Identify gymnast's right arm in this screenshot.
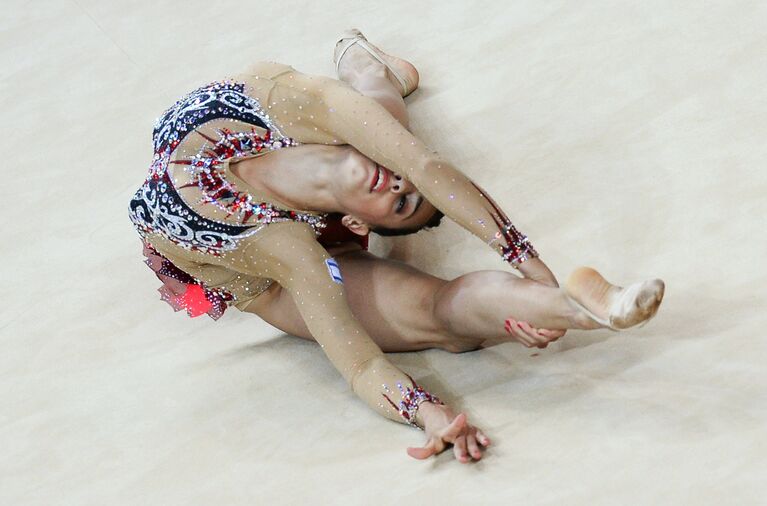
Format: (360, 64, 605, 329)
(244, 67, 540, 271)
(236, 222, 443, 427)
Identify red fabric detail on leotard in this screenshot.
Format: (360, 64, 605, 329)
(141, 241, 232, 320)
(174, 284, 213, 317)
(140, 217, 364, 321)
(317, 216, 369, 250)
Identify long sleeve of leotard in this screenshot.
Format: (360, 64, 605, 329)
(239, 64, 538, 268)
(224, 221, 442, 427)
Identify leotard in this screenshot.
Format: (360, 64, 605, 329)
(129, 61, 537, 427)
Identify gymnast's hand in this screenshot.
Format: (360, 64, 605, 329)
(407, 403, 491, 463)
(505, 317, 567, 348)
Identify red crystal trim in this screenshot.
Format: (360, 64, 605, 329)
(470, 182, 538, 267)
(169, 128, 325, 232)
(142, 241, 233, 320)
(382, 374, 444, 428)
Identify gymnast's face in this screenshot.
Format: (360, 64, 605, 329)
(335, 148, 438, 235)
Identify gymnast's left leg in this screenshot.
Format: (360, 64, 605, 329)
(333, 29, 417, 128)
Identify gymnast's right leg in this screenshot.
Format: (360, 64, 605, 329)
(240, 250, 605, 353)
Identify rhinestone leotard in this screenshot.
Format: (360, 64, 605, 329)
(129, 61, 537, 427)
(129, 80, 326, 257)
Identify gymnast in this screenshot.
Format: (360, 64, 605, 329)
(128, 30, 665, 463)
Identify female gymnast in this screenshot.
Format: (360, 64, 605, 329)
(128, 30, 665, 464)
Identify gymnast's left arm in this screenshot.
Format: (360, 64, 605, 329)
(236, 222, 447, 429)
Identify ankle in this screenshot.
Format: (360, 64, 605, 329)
(572, 310, 603, 330)
(564, 297, 603, 330)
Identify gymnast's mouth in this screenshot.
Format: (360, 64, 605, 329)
(370, 164, 389, 192)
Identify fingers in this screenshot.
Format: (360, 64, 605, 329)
(466, 432, 482, 460)
(407, 445, 435, 460)
(504, 318, 537, 347)
(453, 425, 489, 463)
(453, 435, 469, 463)
(507, 318, 547, 348)
(407, 414, 466, 461)
(407, 439, 438, 460)
(539, 328, 566, 340)
(441, 412, 467, 441)
(444, 414, 488, 464)
(475, 428, 491, 447)
(507, 318, 566, 348)
(409, 415, 492, 464)
(517, 321, 549, 348)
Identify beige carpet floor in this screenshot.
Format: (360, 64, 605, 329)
(2, 1, 765, 504)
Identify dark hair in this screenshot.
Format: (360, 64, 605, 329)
(371, 210, 445, 237)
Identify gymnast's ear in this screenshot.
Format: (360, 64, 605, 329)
(341, 214, 370, 236)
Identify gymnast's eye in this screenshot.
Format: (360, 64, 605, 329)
(396, 195, 407, 214)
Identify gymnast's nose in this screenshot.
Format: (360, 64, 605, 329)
(390, 173, 411, 194)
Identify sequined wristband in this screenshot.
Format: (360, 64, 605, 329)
(471, 182, 540, 270)
(382, 375, 445, 430)
(408, 395, 442, 430)
(498, 223, 539, 269)
(502, 238, 539, 269)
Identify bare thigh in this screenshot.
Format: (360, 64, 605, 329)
(240, 249, 474, 352)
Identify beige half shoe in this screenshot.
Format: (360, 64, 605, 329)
(334, 28, 419, 97)
(565, 267, 666, 331)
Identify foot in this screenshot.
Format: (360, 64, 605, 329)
(334, 29, 419, 97)
(565, 267, 665, 330)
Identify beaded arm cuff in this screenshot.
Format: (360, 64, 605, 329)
(471, 182, 539, 269)
(382, 374, 444, 429)
(499, 223, 539, 268)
